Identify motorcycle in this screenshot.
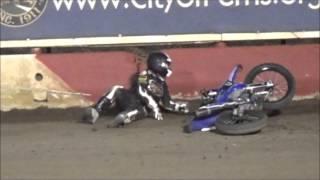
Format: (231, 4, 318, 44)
(185, 63, 296, 135)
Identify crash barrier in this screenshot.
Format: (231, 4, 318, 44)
(1, 43, 319, 111)
(0, 54, 92, 111)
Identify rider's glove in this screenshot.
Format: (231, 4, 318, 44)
(154, 109, 163, 121)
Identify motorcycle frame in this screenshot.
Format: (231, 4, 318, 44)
(190, 65, 274, 132)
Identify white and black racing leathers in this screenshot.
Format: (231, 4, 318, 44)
(85, 70, 189, 127)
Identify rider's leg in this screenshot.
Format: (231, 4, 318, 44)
(106, 106, 148, 128)
(84, 85, 124, 124)
(95, 85, 124, 112)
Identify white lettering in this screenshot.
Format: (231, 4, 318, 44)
(219, 0, 234, 7)
(309, 0, 320, 10)
(164, 0, 174, 13)
(235, 0, 240, 6)
(48, 0, 319, 13)
(204, 0, 209, 7)
(87, 0, 96, 9)
(244, 0, 250, 6)
(1, 11, 13, 24)
(53, 0, 73, 11)
(155, 0, 164, 8)
(148, 0, 153, 8)
(195, 0, 201, 7)
(282, 0, 296, 5)
(131, 0, 147, 9)
(177, 0, 194, 8)
(260, 0, 272, 6)
(195, 0, 209, 7)
(101, 0, 120, 9)
(77, 0, 87, 10)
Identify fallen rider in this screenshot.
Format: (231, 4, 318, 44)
(83, 52, 189, 127)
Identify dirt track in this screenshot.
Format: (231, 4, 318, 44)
(1, 100, 319, 180)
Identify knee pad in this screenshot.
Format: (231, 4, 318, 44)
(115, 113, 128, 123)
(106, 113, 126, 128)
(115, 109, 140, 124)
(106, 85, 124, 101)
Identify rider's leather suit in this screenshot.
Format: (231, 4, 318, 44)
(90, 70, 188, 127)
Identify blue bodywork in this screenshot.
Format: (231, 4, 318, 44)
(190, 65, 247, 132)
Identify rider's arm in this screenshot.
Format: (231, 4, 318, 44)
(160, 82, 189, 113)
(137, 72, 163, 120)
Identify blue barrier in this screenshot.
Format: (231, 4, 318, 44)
(1, 0, 319, 41)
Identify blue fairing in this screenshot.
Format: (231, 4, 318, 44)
(190, 83, 247, 131)
(216, 83, 247, 103)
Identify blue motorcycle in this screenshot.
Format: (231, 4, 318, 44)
(185, 63, 295, 135)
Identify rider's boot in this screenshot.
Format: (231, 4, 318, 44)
(84, 85, 124, 124)
(83, 107, 99, 124)
(83, 97, 112, 124)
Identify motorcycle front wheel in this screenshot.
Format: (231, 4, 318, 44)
(215, 110, 267, 135)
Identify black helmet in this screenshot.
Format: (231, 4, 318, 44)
(147, 52, 172, 77)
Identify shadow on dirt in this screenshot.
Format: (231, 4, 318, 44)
(1, 99, 318, 125)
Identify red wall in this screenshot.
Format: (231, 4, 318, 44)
(38, 44, 320, 101)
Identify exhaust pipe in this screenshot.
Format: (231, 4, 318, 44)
(195, 102, 238, 118)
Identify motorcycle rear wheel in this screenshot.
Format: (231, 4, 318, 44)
(244, 63, 295, 110)
(215, 110, 267, 135)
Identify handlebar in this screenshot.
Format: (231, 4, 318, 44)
(228, 64, 243, 82)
